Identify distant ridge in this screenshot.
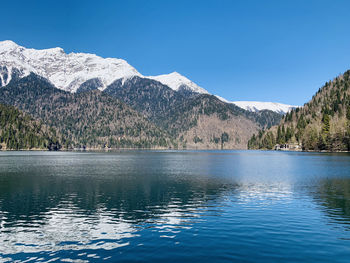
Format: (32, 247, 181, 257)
(231, 101, 297, 114)
(215, 96, 297, 114)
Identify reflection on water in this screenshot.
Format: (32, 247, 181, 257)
(0, 151, 350, 262)
(314, 178, 350, 225)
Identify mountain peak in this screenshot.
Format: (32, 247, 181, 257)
(0, 40, 65, 56)
(0, 40, 20, 50)
(45, 47, 65, 54)
(169, 71, 181, 76)
(147, 72, 209, 94)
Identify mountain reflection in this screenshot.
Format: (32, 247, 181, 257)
(0, 167, 231, 255)
(0, 171, 230, 224)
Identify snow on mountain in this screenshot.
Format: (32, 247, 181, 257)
(0, 40, 297, 112)
(148, 72, 209, 94)
(215, 96, 297, 114)
(0, 40, 142, 92)
(232, 101, 297, 114)
(0, 40, 210, 95)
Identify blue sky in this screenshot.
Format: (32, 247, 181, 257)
(2, 0, 350, 105)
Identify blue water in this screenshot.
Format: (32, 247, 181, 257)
(0, 150, 350, 262)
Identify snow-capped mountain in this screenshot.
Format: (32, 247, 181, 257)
(0, 40, 295, 113)
(148, 72, 209, 94)
(0, 40, 142, 92)
(0, 40, 207, 95)
(215, 96, 297, 114)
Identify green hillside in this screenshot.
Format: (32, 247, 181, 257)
(0, 103, 61, 150)
(0, 74, 175, 149)
(248, 70, 350, 151)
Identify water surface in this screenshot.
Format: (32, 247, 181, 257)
(0, 150, 350, 262)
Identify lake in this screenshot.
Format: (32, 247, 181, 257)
(0, 150, 350, 262)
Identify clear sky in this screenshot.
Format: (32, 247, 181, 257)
(2, 0, 350, 105)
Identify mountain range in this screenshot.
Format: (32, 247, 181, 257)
(0, 40, 296, 113)
(0, 40, 295, 150)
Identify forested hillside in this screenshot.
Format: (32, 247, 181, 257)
(104, 77, 281, 149)
(156, 94, 258, 149)
(0, 72, 283, 150)
(0, 104, 61, 150)
(248, 70, 350, 151)
(0, 74, 175, 149)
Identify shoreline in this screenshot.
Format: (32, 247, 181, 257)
(249, 148, 350, 153)
(1, 148, 349, 153)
